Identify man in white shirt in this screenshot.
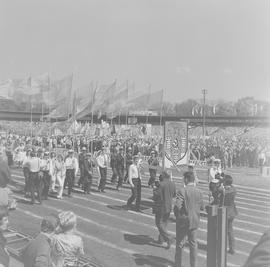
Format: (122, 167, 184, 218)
(28, 151, 42, 204)
(96, 146, 109, 193)
(127, 155, 142, 212)
(64, 150, 78, 197)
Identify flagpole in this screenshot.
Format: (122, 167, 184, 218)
(91, 81, 98, 156)
(145, 84, 151, 124)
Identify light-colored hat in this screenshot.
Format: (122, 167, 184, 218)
(68, 149, 74, 153)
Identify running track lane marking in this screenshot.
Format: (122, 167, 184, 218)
(15, 203, 240, 267)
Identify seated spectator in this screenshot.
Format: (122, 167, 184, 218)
(21, 214, 59, 267)
(50, 211, 84, 267)
(0, 207, 9, 267)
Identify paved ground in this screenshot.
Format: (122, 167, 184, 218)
(7, 166, 270, 267)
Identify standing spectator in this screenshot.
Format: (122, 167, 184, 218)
(49, 152, 57, 193)
(22, 214, 59, 267)
(222, 175, 238, 254)
(153, 171, 176, 249)
(127, 155, 142, 212)
(174, 171, 204, 267)
(96, 146, 109, 193)
(0, 207, 9, 267)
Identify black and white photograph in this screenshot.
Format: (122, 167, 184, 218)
(0, 0, 269, 266)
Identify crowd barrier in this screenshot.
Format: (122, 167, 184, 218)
(4, 228, 105, 267)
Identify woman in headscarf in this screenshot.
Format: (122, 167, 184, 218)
(50, 211, 84, 267)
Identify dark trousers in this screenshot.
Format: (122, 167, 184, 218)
(228, 217, 235, 251)
(78, 165, 84, 185)
(127, 178, 141, 209)
(124, 165, 131, 182)
(98, 167, 107, 191)
(83, 174, 92, 193)
(29, 172, 43, 204)
(42, 171, 50, 200)
(111, 166, 117, 182)
(23, 167, 30, 194)
(66, 169, 75, 196)
(148, 169, 157, 186)
(175, 224, 197, 267)
(155, 212, 171, 243)
(117, 168, 124, 187)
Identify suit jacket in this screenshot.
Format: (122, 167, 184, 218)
(21, 233, 51, 267)
(153, 179, 176, 214)
(222, 185, 238, 219)
(174, 184, 204, 230)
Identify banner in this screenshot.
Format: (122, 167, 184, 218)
(164, 121, 189, 168)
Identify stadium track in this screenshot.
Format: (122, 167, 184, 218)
(7, 167, 270, 267)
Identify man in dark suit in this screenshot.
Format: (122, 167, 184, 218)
(153, 171, 176, 249)
(174, 171, 204, 267)
(22, 214, 58, 267)
(221, 174, 238, 254)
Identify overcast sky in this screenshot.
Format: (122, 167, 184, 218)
(0, 0, 269, 103)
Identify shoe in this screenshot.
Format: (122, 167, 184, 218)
(135, 208, 142, 213)
(228, 249, 235, 255)
(101, 190, 106, 193)
(56, 196, 62, 199)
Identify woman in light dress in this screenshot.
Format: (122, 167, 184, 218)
(55, 154, 66, 199)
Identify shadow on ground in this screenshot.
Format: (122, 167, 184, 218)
(133, 253, 174, 267)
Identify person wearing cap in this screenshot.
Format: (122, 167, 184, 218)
(127, 155, 142, 212)
(124, 148, 133, 183)
(116, 147, 125, 191)
(96, 146, 109, 193)
(153, 171, 176, 249)
(21, 214, 59, 267)
(83, 153, 95, 194)
(40, 151, 51, 200)
(64, 150, 79, 197)
(148, 150, 159, 187)
(78, 147, 87, 188)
